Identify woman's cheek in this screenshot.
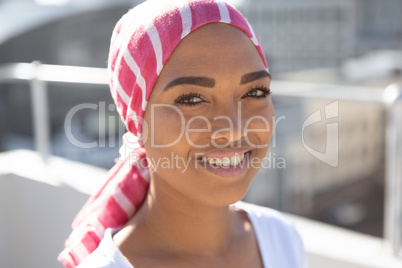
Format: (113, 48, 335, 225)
(243, 105, 274, 145)
(183, 115, 212, 148)
(149, 106, 187, 147)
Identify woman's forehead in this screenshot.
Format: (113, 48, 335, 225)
(158, 23, 266, 83)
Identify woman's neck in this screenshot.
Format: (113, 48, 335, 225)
(113, 177, 244, 258)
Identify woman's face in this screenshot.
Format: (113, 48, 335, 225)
(142, 23, 274, 206)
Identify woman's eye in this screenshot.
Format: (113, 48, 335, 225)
(182, 96, 202, 103)
(244, 87, 271, 99)
(174, 93, 203, 106)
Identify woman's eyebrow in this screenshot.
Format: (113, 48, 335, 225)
(163, 70, 270, 91)
(164, 76, 215, 91)
(240, 70, 271, 85)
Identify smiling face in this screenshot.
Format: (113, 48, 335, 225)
(142, 23, 274, 206)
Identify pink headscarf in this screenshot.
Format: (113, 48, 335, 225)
(58, 0, 268, 267)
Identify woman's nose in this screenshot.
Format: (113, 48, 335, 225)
(210, 102, 246, 146)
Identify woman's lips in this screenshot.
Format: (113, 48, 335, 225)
(196, 151, 251, 178)
(197, 147, 251, 159)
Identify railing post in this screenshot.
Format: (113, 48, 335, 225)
(29, 61, 51, 162)
(383, 84, 402, 258)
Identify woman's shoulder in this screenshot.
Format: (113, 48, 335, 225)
(234, 201, 296, 226)
(233, 201, 308, 267)
(77, 228, 133, 268)
(233, 200, 302, 240)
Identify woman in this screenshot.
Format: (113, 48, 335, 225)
(59, 0, 307, 267)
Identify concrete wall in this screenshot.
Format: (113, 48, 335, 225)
(0, 150, 105, 267)
(0, 174, 88, 268)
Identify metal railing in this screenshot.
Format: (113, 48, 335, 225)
(0, 62, 401, 258)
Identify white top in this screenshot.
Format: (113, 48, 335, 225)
(77, 201, 308, 268)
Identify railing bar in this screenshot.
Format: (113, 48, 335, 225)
(1, 63, 388, 103)
(29, 62, 51, 163)
(37, 64, 108, 85)
(383, 84, 402, 258)
(0, 63, 108, 85)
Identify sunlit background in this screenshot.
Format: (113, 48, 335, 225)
(0, 0, 401, 267)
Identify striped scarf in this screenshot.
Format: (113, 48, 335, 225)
(58, 0, 267, 267)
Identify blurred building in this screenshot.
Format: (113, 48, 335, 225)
(238, 0, 356, 73)
(355, 0, 402, 53)
(236, 0, 402, 73)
